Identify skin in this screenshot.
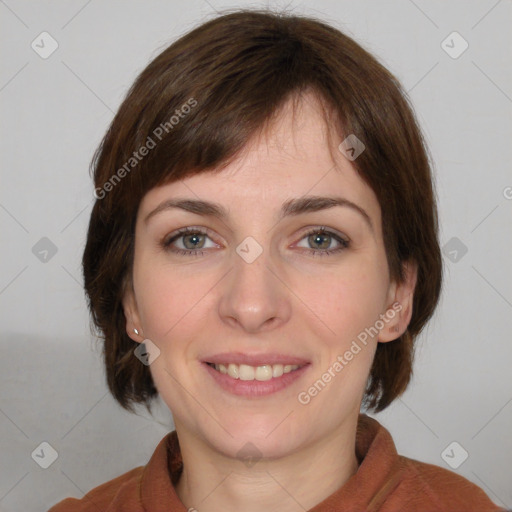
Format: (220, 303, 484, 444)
(123, 91, 417, 512)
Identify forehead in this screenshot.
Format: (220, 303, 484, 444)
(139, 92, 381, 229)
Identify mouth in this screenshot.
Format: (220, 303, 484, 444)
(205, 361, 306, 381)
(202, 358, 310, 397)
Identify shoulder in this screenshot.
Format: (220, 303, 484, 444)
(47, 431, 178, 511)
(47, 466, 144, 511)
(391, 455, 505, 511)
(356, 414, 504, 511)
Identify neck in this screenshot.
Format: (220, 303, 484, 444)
(174, 417, 360, 512)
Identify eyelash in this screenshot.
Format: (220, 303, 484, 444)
(161, 226, 350, 258)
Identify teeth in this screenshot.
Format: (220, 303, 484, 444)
(213, 362, 301, 380)
(227, 363, 239, 379)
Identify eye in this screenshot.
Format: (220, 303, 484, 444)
(161, 225, 350, 258)
(295, 227, 350, 257)
(161, 227, 218, 257)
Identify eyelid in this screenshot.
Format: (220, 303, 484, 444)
(161, 224, 350, 258)
(162, 225, 349, 245)
(298, 225, 349, 242)
(293, 226, 350, 253)
(163, 225, 221, 245)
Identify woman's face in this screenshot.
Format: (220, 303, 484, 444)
(124, 93, 414, 459)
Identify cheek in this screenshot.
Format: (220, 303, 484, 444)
(133, 256, 206, 341)
(134, 239, 390, 349)
(299, 255, 389, 345)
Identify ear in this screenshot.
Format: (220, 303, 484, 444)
(379, 260, 418, 343)
(122, 279, 144, 344)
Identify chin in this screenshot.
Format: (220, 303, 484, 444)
(203, 413, 306, 461)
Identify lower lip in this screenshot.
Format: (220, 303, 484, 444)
(202, 362, 310, 397)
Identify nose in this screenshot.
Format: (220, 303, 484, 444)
(217, 241, 291, 333)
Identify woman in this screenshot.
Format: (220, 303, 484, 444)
(49, 9, 504, 512)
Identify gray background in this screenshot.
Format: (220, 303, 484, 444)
(1, 0, 511, 510)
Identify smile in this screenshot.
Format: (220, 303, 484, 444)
(206, 362, 303, 381)
(203, 361, 310, 397)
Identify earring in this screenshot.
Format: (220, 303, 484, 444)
(133, 328, 139, 335)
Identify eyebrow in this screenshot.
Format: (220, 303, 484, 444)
(144, 195, 374, 232)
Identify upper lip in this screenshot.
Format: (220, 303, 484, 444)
(203, 352, 310, 367)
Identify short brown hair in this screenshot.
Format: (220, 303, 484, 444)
(83, 8, 443, 413)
